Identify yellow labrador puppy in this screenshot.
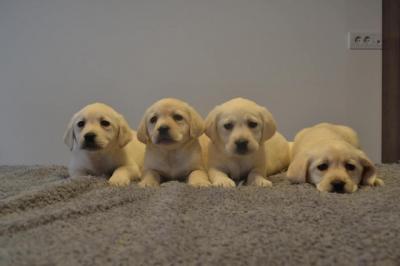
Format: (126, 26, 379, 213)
(64, 103, 145, 186)
(287, 123, 383, 193)
(204, 98, 290, 187)
(137, 98, 211, 187)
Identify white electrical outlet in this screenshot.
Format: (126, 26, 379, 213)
(348, 32, 382, 50)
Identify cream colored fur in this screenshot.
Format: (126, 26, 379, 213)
(287, 123, 383, 193)
(137, 98, 210, 187)
(63, 103, 145, 186)
(204, 98, 290, 188)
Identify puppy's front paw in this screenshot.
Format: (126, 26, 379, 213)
(212, 176, 236, 188)
(108, 174, 130, 186)
(188, 179, 211, 188)
(372, 177, 384, 186)
(138, 179, 160, 188)
(364, 177, 384, 187)
(254, 178, 273, 187)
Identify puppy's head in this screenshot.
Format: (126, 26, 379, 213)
(63, 103, 132, 151)
(287, 141, 377, 193)
(137, 98, 204, 149)
(205, 98, 276, 157)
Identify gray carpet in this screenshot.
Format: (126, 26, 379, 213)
(0, 164, 400, 266)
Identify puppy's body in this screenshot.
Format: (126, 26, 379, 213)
(265, 132, 291, 176)
(287, 123, 383, 193)
(64, 103, 145, 186)
(137, 98, 210, 187)
(204, 98, 290, 187)
(68, 131, 144, 177)
(144, 138, 204, 181)
(291, 123, 360, 157)
(203, 132, 289, 181)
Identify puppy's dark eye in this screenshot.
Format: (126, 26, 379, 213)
(248, 121, 258, 128)
(150, 116, 158, 124)
(173, 114, 183, 121)
(77, 121, 85, 128)
(100, 120, 110, 127)
(345, 163, 356, 171)
(317, 163, 329, 171)
(224, 123, 234, 130)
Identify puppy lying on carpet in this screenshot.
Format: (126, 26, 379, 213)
(204, 98, 291, 187)
(64, 103, 145, 186)
(287, 123, 383, 193)
(137, 98, 211, 187)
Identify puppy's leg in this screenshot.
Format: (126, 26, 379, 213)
(247, 170, 272, 187)
(365, 176, 384, 187)
(138, 170, 161, 188)
(187, 170, 211, 187)
(209, 168, 235, 188)
(108, 164, 141, 186)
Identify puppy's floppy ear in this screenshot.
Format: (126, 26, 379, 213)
(137, 113, 150, 144)
(286, 153, 310, 183)
(204, 106, 220, 141)
(117, 114, 133, 148)
(63, 112, 79, 151)
(187, 105, 204, 138)
(259, 106, 277, 142)
(357, 150, 382, 186)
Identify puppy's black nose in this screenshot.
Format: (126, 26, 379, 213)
(84, 132, 96, 143)
(158, 125, 170, 135)
(331, 180, 345, 193)
(235, 139, 249, 153)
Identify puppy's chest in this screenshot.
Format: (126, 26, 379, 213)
(225, 159, 255, 180)
(146, 151, 197, 178)
(84, 154, 116, 176)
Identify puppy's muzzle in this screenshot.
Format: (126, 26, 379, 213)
(156, 125, 174, 144)
(235, 139, 249, 155)
(158, 125, 170, 136)
(81, 132, 100, 150)
(330, 180, 346, 193)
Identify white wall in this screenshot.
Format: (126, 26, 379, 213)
(0, 0, 382, 165)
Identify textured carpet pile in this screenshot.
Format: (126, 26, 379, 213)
(0, 164, 400, 265)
